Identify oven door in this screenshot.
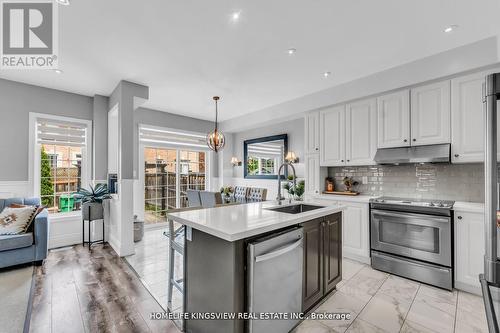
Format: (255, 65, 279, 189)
(370, 209, 451, 267)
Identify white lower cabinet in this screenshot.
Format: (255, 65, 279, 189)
(310, 199, 370, 263)
(454, 210, 484, 293)
(342, 202, 370, 263)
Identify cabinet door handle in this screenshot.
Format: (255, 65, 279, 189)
(321, 221, 326, 227)
(457, 216, 462, 220)
(315, 147, 319, 151)
(341, 159, 344, 162)
(315, 190, 318, 193)
(403, 139, 407, 143)
(347, 159, 350, 162)
(412, 138, 416, 142)
(454, 154, 459, 158)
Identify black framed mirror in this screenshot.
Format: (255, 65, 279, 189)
(244, 134, 288, 179)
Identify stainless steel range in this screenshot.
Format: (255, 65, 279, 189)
(370, 196, 455, 290)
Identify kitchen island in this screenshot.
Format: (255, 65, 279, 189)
(167, 199, 345, 333)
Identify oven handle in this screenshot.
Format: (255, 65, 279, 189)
(371, 210, 450, 223)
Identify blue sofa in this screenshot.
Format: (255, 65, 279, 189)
(0, 197, 49, 268)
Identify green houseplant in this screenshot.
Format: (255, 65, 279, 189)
(283, 175, 306, 201)
(73, 184, 112, 220)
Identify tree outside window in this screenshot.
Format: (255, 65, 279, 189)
(40, 147, 54, 207)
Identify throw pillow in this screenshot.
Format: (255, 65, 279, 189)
(8, 203, 44, 232)
(0, 206, 38, 235)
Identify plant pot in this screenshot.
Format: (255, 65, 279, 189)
(82, 202, 104, 221)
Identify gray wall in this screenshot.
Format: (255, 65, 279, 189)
(231, 118, 304, 179)
(135, 107, 218, 178)
(222, 118, 304, 200)
(92, 95, 109, 181)
(0, 78, 93, 181)
(329, 164, 484, 202)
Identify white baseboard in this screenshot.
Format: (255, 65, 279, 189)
(343, 253, 371, 265)
(454, 281, 481, 296)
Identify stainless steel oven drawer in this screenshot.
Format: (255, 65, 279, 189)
(371, 251, 452, 290)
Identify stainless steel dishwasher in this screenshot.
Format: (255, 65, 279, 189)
(247, 226, 303, 333)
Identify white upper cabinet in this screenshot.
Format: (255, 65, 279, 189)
(345, 98, 377, 165)
(451, 69, 500, 163)
(377, 90, 410, 148)
(320, 105, 345, 166)
(305, 112, 320, 154)
(410, 81, 451, 146)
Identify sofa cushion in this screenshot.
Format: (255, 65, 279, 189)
(0, 233, 33, 251)
(0, 206, 38, 235)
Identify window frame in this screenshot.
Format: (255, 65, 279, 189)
(29, 112, 92, 216)
(139, 139, 211, 226)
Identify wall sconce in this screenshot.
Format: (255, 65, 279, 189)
(285, 151, 299, 163)
(231, 157, 242, 166)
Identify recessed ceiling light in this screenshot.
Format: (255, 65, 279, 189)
(54, 69, 63, 74)
(443, 25, 458, 33)
(56, 0, 70, 5)
(323, 71, 331, 78)
(231, 11, 241, 22)
(287, 48, 296, 55)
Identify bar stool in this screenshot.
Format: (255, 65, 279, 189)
(165, 217, 184, 312)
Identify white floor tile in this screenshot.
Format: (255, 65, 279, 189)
(358, 293, 411, 333)
(292, 320, 334, 333)
(377, 275, 419, 304)
(405, 296, 455, 333)
(346, 318, 388, 333)
(315, 291, 367, 333)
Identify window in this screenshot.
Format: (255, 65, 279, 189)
(140, 126, 210, 224)
(36, 118, 88, 214)
(143, 147, 207, 224)
(145, 148, 177, 223)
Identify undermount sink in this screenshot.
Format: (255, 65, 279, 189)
(266, 204, 326, 214)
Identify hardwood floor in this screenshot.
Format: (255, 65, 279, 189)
(29, 244, 181, 333)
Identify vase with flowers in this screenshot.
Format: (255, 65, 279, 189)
(220, 186, 234, 202)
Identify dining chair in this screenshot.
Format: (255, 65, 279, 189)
(200, 191, 223, 208)
(233, 186, 248, 200)
(186, 189, 202, 207)
(247, 188, 267, 201)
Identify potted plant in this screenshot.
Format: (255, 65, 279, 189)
(342, 176, 359, 193)
(73, 184, 112, 221)
(283, 176, 306, 201)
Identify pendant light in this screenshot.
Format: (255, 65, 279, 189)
(206, 96, 225, 152)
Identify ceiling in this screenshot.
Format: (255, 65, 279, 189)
(1, 0, 499, 122)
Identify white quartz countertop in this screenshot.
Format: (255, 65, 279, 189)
(167, 199, 345, 242)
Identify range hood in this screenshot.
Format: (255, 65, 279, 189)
(374, 144, 451, 164)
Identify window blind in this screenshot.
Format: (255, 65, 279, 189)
(37, 119, 87, 147)
(139, 126, 207, 148)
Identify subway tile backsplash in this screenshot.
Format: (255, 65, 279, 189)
(328, 163, 485, 202)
